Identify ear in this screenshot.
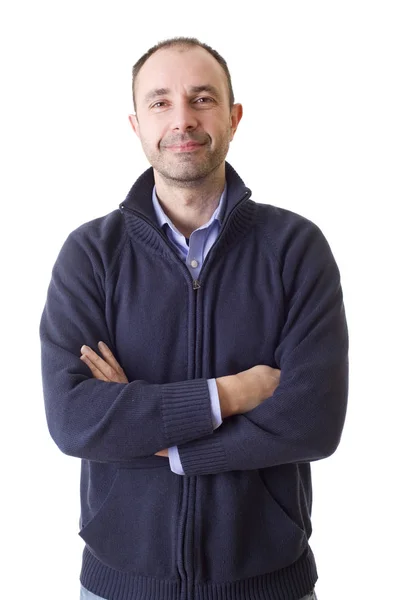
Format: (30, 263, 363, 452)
(229, 103, 243, 141)
(128, 114, 140, 138)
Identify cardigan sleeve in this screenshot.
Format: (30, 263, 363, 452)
(176, 219, 349, 475)
(39, 230, 214, 463)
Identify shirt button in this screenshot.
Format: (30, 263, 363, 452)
(190, 259, 198, 268)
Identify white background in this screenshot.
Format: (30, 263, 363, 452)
(1, 1, 399, 599)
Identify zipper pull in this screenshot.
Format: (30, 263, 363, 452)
(193, 279, 201, 290)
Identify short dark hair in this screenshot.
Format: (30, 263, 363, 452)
(132, 36, 235, 112)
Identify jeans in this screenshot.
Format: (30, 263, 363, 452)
(80, 584, 318, 600)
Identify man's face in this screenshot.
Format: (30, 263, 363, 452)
(129, 46, 242, 184)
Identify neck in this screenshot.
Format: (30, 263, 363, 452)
(153, 164, 226, 238)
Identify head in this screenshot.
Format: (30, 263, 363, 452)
(128, 37, 243, 186)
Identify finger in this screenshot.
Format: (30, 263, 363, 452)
(97, 341, 125, 375)
(80, 354, 111, 382)
(155, 450, 169, 457)
(81, 345, 117, 380)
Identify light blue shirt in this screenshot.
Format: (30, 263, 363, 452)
(151, 183, 226, 475)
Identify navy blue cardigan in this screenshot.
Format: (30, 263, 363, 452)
(39, 162, 348, 600)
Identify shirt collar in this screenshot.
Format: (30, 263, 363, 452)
(151, 183, 227, 234)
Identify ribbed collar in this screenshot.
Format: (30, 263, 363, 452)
(119, 161, 255, 256)
(119, 162, 248, 224)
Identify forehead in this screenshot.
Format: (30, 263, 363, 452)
(135, 45, 228, 102)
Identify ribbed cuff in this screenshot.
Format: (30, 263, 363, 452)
(161, 378, 214, 447)
(178, 433, 229, 475)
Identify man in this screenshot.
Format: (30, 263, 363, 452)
(40, 36, 348, 600)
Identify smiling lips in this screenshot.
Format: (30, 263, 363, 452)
(166, 142, 205, 152)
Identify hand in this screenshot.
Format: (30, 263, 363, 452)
(80, 342, 168, 457)
(217, 364, 281, 418)
(236, 365, 281, 412)
(80, 341, 128, 383)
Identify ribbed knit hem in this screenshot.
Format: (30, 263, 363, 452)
(194, 549, 317, 600)
(80, 547, 180, 600)
(80, 546, 318, 600)
(178, 433, 229, 475)
(161, 378, 214, 446)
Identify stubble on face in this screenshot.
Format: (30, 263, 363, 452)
(138, 120, 232, 189)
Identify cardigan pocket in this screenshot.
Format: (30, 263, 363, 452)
(78, 465, 181, 577)
(193, 469, 307, 582)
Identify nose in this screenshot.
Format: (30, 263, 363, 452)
(170, 101, 198, 132)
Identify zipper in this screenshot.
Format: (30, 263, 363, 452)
(120, 190, 251, 291)
(120, 189, 251, 597)
(190, 190, 250, 289)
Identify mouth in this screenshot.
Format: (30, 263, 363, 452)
(166, 142, 205, 152)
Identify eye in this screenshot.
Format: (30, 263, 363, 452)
(195, 97, 214, 104)
(152, 101, 167, 109)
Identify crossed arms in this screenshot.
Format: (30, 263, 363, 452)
(40, 219, 348, 475)
(79, 342, 282, 459)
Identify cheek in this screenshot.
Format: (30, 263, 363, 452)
(139, 127, 162, 150)
(208, 115, 231, 137)
(208, 125, 229, 146)
(151, 124, 169, 148)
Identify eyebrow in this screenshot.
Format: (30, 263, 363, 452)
(144, 85, 222, 104)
